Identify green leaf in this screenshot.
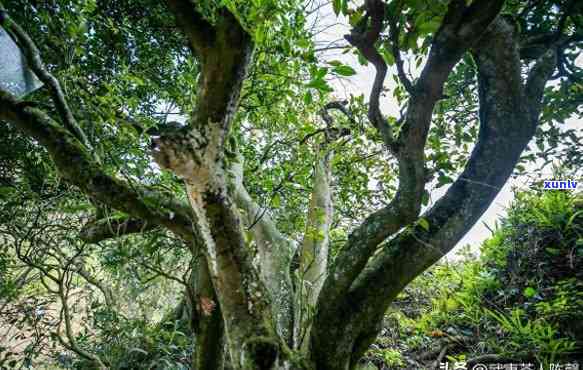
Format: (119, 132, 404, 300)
(523, 287, 537, 298)
(381, 49, 395, 66)
(333, 0, 342, 15)
(303, 91, 313, 105)
(314, 67, 328, 79)
(342, 0, 348, 14)
(333, 65, 357, 76)
(357, 52, 369, 66)
(307, 78, 333, 93)
(417, 20, 441, 35)
(129, 348, 149, 355)
(436, 174, 454, 188)
(349, 9, 364, 26)
(418, 218, 430, 231)
(515, 164, 525, 172)
(272, 194, 281, 208)
(422, 190, 430, 206)
(0, 186, 15, 197)
(545, 247, 561, 256)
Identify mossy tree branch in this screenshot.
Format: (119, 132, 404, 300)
(0, 90, 196, 245)
(79, 217, 158, 243)
(153, 5, 288, 368)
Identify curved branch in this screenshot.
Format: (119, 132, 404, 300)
(316, 1, 506, 323)
(387, 1, 414, 94)
(331, 17, 556, 366)
(57, 271, 107, 369)
(74, 263, 115, 308)
(345, 0, 394, 149)
(0, 90, 196, 244)
(79, 216, 158, 243)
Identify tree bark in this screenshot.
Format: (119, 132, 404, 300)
(191, 260, 226, 370)
(154, 4, 290, 368)
(0, 91, 195, 244)
(294, 141, 333, 351)
(1, 2, 569, 370)
(231, 158, 295, 344)
(310, 16, 557, 370)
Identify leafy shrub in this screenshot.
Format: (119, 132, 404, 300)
(370, 190, 583, 368)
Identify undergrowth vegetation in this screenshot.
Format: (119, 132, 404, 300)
(3, 188, 581, 370)
(2, 181, 581, 370)
(361, 190, 583, 369)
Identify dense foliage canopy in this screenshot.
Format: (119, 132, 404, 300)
(0, 0, 581, 369)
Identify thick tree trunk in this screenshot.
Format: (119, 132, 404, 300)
(152, 5, 291, 368)
(310, 16, 556, 370)
(1, 2, 565, 370)
(231, 157, 295, 344)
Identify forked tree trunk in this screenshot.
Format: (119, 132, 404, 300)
(152, 4, 556, 369)
(0, 1, 563, 369)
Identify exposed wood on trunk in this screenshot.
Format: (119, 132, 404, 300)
(294, 145, 333, 351)
(153, 4, 289, 368)
(190, 260, 226, 370)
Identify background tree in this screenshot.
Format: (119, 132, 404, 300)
(0, 0, 581, 369)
